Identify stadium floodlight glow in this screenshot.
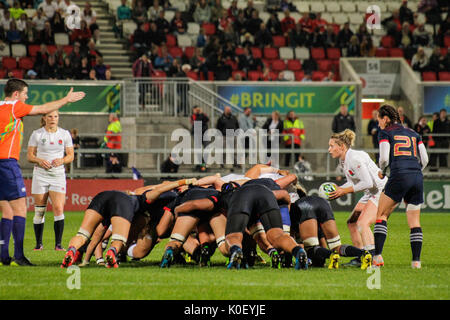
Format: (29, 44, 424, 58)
(361, 98, 385, 103)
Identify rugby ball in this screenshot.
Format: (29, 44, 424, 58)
(318, 182, 338, 200)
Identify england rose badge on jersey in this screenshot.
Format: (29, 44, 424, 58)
(58, 139, 63, 145)
(348, 170, 355, 176)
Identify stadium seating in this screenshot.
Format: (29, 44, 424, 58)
(272, 36, 286, 47)
(263, 47, 279, 60)
(389, 48, 404, 57)
(187, 71, 199, 80)
(166, 34, 177, 47)
(55, 33, 70, 46)
(169, 46, 183, 58)
(248, 70, 262, 81)
(294, 70, 305, 81)
(184, 46, 195, 59)
(271, 59, 286, 72)
(287, 59, 302, 71)
(11, 44, 27, 57)
(279, 47, 294, 60)
(202, 23, 216, 36)
(251, 47, 262, 59)
(438, 72, 450, 81)
(326, 47, 341, 60)
(2, 57, 17, 70)
(422, 71, 437, 81)
(18, 57, 34, 70)
(311, 47, 325, 60)
(295, 47, 310, 60)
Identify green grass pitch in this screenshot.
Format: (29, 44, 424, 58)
(0, 211, 449, 300)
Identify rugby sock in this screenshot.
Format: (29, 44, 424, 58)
(291, 246, 301, 257)
(374, 220, 388, 256)
(12, 216, 26, 259)
(410, 227, 423, 261)
(1, 218, 12, 261)
(364, 244, 376, 256)
(54, 214, 65, 247)
(339, 244, 364, 257)
(306, 246, 332, 260)
(33, 223, 44, 247)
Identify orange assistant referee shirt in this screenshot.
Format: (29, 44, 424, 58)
(0, 100, 33, 160)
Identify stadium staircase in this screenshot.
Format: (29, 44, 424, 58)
(72, 0, 133, 79)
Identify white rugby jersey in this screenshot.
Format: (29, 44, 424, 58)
(259, 173, 284, 180)
(28, 127, 73, 175)
(340, 148, 387, 195)
(221, 174, 246, 182)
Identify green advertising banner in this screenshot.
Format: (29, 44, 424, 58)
(217, 84, 356, 114)
(0, 82, 121, 113)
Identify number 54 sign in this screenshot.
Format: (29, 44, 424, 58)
(367, 60, 380, 74)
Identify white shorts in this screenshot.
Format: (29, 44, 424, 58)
(31, 171, 66, 194)
(358, 190, 382, 207)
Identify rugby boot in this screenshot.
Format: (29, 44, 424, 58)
(160, 247, 174, 268)
(360, 251, 373, 270)
(328, 253, 340, 269)
(61, 247, 76, 268)
(372, 254, 384, 267)
(227, 247, 243, 270)
(11, 256, 34, 266)
(105, 248, 119, 268)
(294, 248, 308, 270)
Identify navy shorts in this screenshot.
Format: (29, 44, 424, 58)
(384, 171, 423, 205)
(0, 159, 27, 201)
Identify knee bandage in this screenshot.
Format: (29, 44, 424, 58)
(406, 203, 421, 211)
(33, 206, 46, 224)
(327, 236, 341, 250)
(111, 234, 128, 245)
(127, 244, 137, 258)
(170, 233, 186, 243)
(101, 238, 109, 250)
(216, 236, 225, 248)
(303, 237, 319, 249)
(77, 228, 91, 241)
(250, 224, 265, 237)
(283, 225, 291, 234)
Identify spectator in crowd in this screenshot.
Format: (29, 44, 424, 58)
(41, 20, 55, 44)
(382, 9, 402, 36)
(54, 44, 66, 66)
(301, 72, 312, 82)
(222, 40, 236, 61)
(322, 71, 335, 82)
(283, 110, 304, 167)
(40, 54, 59, 79)
(81, 2, 100, 44)
(77, 56, 91, 79)
(86, 39, 103, 64)
(193, 0, 211, 24)
(147, 21, 165, 46)
(397, 106, 413, 128)
(154, 45, 174, 73)
(148, 0, 163, 21)
(429, 108, 449, 170)
(196, 26, 207, 47)
(115, 0, 132, 37)
(427, 46, 446, 72)
(307, 26, 324, 47)
(356, 23, 370, 44)
(104, 113, 122, 151)
(395, 22, 414, 58)
(155, 9, 170, 33)
(244, 0, 255, 20)
(241, 32, 254, 47)
(411, 46, 429, 71)
(313, 12, 328, 32)
(414, 115, 431, 146)
(238, 107, 255, 132)
(132, 0, 148, 24)
(59, 56, 73, 79)
(332, 104, 355, 133)
(294, 155, 313, 181)
(132, 54, 156, 108)
(367, 109, 380, 162)
(254, 22, 273, 47)
(206, 46, 231, 80)
(168, 58, 181, 77)
(189, 47, 207, 75)
(88, 68, 97, 80)
(227, 0, 239, 21)
(347, 35, 360, 57)
(360, 35, 375, 57)
(70, 19, 91, 47)
(289, 23, 308, 47)
(132, 22, 149, 58)
(161, 156, 179, 173)
(238, 45, 263, 73)
(52, 11, 66, 33)
(171, 10, 186, 34)
(105, 69, 116, 80)
(428, 112, 439, 131)
(418, 0, 441, 31)
(210, 0, 224, 23)
(26, 69, 38, 79)
(280, 10, 295, 37)
(399, 0, 414, 24)
(94, 56, 107, 80)
(32, 8, 47, 34)
(59, 0, 78, 17)
(267, 12, 282, 36)
(223, 24, 239, 47)
(413, 23, 431, 46)
(9, 1, 25, 20)
(246, 9, 263, 36)
(106, 153, 122, 173)
(22, 20, 37, 44)
(218, 8, 233, 33)
(337, 22, 354, 48)
(299, 12, 313, 33)
(190, 105, 209, 135)
(437, 13, 449, 47)
(233, 9, 247, 37)
(16, 13, 27, 32)
(323, 24, 337, 48)
(262, 110, 283, 153)
(6, 20, 22, 43)
(216, 105, 239, 136)
(69, 41, 82, 69)
(38, 0, 58, 19)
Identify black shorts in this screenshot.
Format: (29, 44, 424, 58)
(291, 196, 335, 225)
(243, 178, 281, 190)
(384, 171, 423, 205)
(87, 190, 138, 224)
(177, 188, 220, 224)
(225, 184, 281, 234)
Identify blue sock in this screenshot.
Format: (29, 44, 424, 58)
(1, 218, 13, 261)
(12, 216, 26, 259)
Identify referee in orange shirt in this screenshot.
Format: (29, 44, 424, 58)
(0, 79, 85, 266)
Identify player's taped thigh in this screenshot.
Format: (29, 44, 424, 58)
(170, 233, 186, 244)
(111, 234, 128, 245)
(249, 223, 265, 237)
(77, 227, 92, 241)
(216, 236, 225, 248)
(326, 235, 341, 250)
(406, 203, 421, 211)
(33, 205, 46, 224)
(303, 237, 319, 250)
